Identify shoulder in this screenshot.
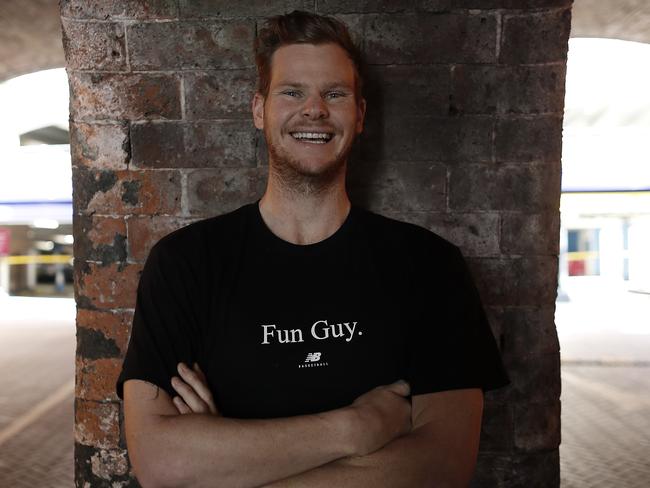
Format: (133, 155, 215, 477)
(147, 202, 250, 265)
(354, 206, 461, 259)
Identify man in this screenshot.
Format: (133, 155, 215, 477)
(116, 10, 509, 487)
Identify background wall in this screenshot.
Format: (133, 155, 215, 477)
(60, 0, 572, 486)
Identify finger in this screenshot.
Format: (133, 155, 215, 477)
(385, 379, 410, 396)
(193, 362, 219, 415)
(177, 363, 216, 413)
(173, 395, 192, 415)
(171, 374, 209, 414)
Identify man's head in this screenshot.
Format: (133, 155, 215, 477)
(254, 10, 366, 104)
(252, 11, 367, 196)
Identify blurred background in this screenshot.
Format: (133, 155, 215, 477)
(0, 0, 648, 486)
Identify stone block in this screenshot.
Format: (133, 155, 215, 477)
(448, 163, 561, 212)
(507, 450, 560, 487)
(127, 20, 254, 70)
(500, 306, 559, 358)
(61, 19, 126, 71)
(186, 167, 267, 217)
(453, 0, 571, 7)
(495, 116, 563, 162)
(69, 72, 181, 121)
(74, 399, 121, 449)
(361, 116, 493, 163)
(130, 121, 257, 169)
(74, 261, 143, 310)
(60, 0, 179, 19)
(501, 211, 560, 254)
(126, 215, 198, 262)
(514, 401, 561, 451)
(479, 403, 513, 451)
(179, 0, 314, 18)
(501, 353, 561, 403)
(451, 64, 566, 115)
(69, 122, 130, 170)
(184, 70, 256, 119)
(73, 215, 127, 264)
(467, 255, 558, 306)
(364, 65, 450, 117)
(389, 211, 501, 257)
(500, 9, 572, 64)
(76, 308, 133, 357)
(347, 161, 446, 213)
(72, 168, 182, 216)
(75, 356, 125, 401)
(363, 12, 497, 64)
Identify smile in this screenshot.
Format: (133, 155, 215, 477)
(290, 132, 334, 144)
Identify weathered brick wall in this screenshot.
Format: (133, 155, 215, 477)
(60, 1, 572, 486)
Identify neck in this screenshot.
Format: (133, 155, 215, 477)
(258, 166, 351, 246)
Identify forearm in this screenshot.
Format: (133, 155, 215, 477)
(264, 426, 462, 488)
(147, 407, 357, 488)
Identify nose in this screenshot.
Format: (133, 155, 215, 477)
(302, 94, 329, 119)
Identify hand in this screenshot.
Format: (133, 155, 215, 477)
(170, 362, 221, 416)
(347, 379, 412, 457)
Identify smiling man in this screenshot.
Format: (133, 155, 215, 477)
(116, 10, 510, 488)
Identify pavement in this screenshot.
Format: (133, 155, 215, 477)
(0, 290, 648, 487)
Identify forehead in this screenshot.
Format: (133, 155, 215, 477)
(269, 43, 357, 88)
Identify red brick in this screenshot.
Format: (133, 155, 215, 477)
(127, 215, 197, 262)
(127, 20, 254, 70)
(76, 356, 124, 401)
(61, 19, 126, 71)
(364, 12, 497, 64)
(73, 215, 126, 263)
(449, 162, 561, 212)
(69, 122, 130, 170)
(68, 72, 181, 121)
(75, 399, 121, 449)
(514, 401, 561, 451)
(390, 211, 500, 257)
(184, 70, 256, 119)
(500, 9, 572, 64)
(72, 168, 182, 216)
(186, 167, 266, 217)
(75, 261, 142, 310)
(348, 161, 447, 212)
(60, 0, 179, 19)
(501, 211, 560, 255)
(76, 308, 133, 356)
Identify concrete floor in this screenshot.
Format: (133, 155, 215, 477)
(0, 295, 648, 487)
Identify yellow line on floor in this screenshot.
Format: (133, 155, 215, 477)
(0, 378, 74, 447)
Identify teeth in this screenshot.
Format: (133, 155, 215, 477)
(291, 132, 332, 141)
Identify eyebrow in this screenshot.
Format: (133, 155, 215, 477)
(276, 82, 352, 91)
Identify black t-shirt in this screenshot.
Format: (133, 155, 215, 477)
(116, 200, 510, 418)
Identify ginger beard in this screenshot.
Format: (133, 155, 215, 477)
(262, 116, 356, 198)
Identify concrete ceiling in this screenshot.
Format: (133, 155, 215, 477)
(1, 0, 649, 83)
(0, 0, 64, 83)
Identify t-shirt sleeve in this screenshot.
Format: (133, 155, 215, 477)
(116, 237, 201, 401)
(406, 240, 510, 396)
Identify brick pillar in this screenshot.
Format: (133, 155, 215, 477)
(60, 1, 572, 486)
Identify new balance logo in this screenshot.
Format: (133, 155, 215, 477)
(299, 352, 329, 368)
(305, 352, 321, 362)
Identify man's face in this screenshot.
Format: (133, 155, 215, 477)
(252, 43, 366, 187)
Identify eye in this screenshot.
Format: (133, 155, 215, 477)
(327, 91, 345, 99)
(283, 90, 301, 97)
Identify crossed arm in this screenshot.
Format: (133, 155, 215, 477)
(125, 362, 484, 487)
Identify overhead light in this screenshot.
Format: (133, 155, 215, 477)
(53, 234, 74, 245)
(31, 219, 59, 229)
(35, 241, 55, 251)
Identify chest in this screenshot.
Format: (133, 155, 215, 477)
(203, 249, 412, 418)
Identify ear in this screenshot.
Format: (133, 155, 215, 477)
(252, 92, 265, 130)
(355, 97, 366, 135)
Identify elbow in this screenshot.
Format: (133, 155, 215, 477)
(131, 452, 188, 488)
